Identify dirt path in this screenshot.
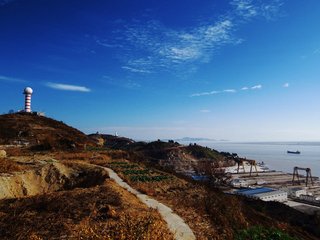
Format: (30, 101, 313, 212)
(104, 167, 196, 240)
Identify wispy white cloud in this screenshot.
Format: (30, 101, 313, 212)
(231, 0, 258, 18)
(283, 82, 289, 88)
(121, 66, 152, 73)
(96, 39, 123, 48)
(251, 84, 262, 89)
(224, 89, 237, 93)
(241, 84, 262, 90)
(160, 46, 201, 61)
(191, 84, 262, 97)
(124, 57, 155, 73)
(0, 75, 27, 83)
(46, 82, 91, 92)
(231, 0, 284, 20)
(191, 88, 237, 97)
(116, 18, 235, 73)
(96, 0, 284, 74)
(200, 109, 211, 113)
(190, 90, 219, 97)
(260, 1, 285, 20)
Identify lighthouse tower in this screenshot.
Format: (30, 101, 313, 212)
(23, 87, 33, 113)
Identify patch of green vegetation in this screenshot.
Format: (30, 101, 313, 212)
(109, 162, 139, 169)
(186, 144, 221, 160)
(130, 175, 171, 182)
(235, 226, 298, 240)
(109, 161, 171, 183)
(86, 146, 104, 151)
(122, 140, 178, 153)
(123, 169, 150, 175)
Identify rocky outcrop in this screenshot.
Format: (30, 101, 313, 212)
(0, 150, 6, 158)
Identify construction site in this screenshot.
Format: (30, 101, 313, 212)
(226, 158, 320, 214)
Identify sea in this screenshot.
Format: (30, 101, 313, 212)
(180, 141, 320, 178)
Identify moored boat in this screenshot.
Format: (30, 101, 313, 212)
(287, 150, 300, 154)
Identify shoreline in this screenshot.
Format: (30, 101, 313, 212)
(186, 141, 320, 178)
(224, 161, 320, 214)
(224, 161, 269, 174)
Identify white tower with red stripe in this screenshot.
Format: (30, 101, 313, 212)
(23, 87, 33, 113)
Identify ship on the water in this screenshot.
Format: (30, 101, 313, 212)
(287, 150, 301, 154)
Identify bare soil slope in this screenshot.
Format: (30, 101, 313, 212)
(0, 155, 108, 199)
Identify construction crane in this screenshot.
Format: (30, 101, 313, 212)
(235, 158, 258, 176)
(292, 166, 313, 187)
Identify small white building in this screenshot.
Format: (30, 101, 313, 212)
(231, 179, 249, 188)
(256, 190, 288, 202)
(299, 194, 320, 202)
(236, 187, 288, 202)
(281, 187, 307, 198)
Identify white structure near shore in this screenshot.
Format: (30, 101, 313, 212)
(224, 162, 267, 174)
(236, 187, 288, 202)
(281, 187, 307, 198)
(299, 194, 320, 203)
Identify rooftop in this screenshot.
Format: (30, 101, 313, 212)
(236, 187, 274, 196)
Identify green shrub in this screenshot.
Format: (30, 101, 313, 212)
(235, 226, 298, 240)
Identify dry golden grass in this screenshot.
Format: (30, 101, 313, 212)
(104, 159, 319, 240)
(54, 150, 126, 164)
(54, 151, 96, 161)
(0, 179, 173, 240)
(123, 175, 222, 239)
(2, 150, 315, 239)
(76, 211, 170, 240)
(103, 160, 221, 239)
(0, 158, 24, 173)
(3, 147, 23, 156)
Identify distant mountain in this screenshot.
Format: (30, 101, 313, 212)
(174, 137, 217, 142)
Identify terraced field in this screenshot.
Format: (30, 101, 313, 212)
(108, 161, 172, 183)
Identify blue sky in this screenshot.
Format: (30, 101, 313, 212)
(1, 0, 320, 141)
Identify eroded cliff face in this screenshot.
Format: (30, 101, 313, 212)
(0, 161, 108, 199)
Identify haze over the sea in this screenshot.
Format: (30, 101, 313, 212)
(1, 0, 320, 142)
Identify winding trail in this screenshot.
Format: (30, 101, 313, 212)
(103, 167, 196, 240)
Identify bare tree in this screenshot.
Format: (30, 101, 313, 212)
(195, 160, 231, 186)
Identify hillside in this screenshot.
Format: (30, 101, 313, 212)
(90, 135, 235, 174)
(1, 121, 319, 239)
(87, 152, 320, 240)
(0, 113, 96, 150)
(0, 150, 172, 239)
(88, 134, 134, 148)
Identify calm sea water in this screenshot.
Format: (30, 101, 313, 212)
(181, 141, 320, 177)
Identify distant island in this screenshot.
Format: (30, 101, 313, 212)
(173, 137, 229, 142)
